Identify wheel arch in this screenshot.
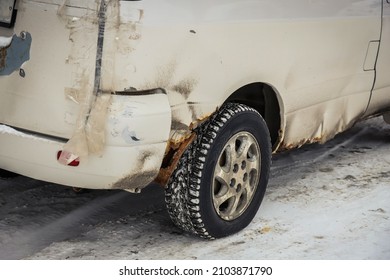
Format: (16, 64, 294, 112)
(156, 82, 285, 187)
(224, 82, 285, 151)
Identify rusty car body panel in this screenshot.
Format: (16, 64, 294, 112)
(0, 0, 389, 191)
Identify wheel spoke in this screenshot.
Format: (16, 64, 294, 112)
(229, 142, 240, 166)
(242, 183, 254, 201)
(246, 142, 259, 159)
(235, 135, 248, 159)
(246, 158, 259, 174)
(215, 163, 231, 188)
(224, 144, 234, 172)
(225, 193, 242, 218)
(218, 144, 234, 173)
(214, 188, 236, 209)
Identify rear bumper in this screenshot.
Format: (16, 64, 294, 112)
(0, 92, 172, 191)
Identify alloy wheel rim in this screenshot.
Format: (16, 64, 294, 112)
(212, 131, 261, 221)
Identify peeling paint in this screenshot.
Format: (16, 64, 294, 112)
(85, 93, 112, 155)
(60, 0, 111, 162)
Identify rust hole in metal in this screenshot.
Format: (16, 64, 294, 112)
(155, 133, 196, 187)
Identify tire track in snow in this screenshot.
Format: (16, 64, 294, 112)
(0, 185, 165, 259)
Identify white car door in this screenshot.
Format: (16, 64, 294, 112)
(365, 0, 390, 116)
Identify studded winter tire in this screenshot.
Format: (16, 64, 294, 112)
(165, 102, 272, 239)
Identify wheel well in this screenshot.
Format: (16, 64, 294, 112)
(225, 83, 281, 148)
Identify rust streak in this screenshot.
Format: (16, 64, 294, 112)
(155, 132, 196, 187)
(0, 47, 7, 69)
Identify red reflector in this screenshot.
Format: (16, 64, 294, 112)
(57, 151, 80, 167)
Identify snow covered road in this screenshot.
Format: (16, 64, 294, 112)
(0, 117, 389, 260)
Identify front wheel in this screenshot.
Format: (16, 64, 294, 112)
(165, 103, 272, 239)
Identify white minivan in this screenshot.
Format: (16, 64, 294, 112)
(1, 0, 389, 239)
